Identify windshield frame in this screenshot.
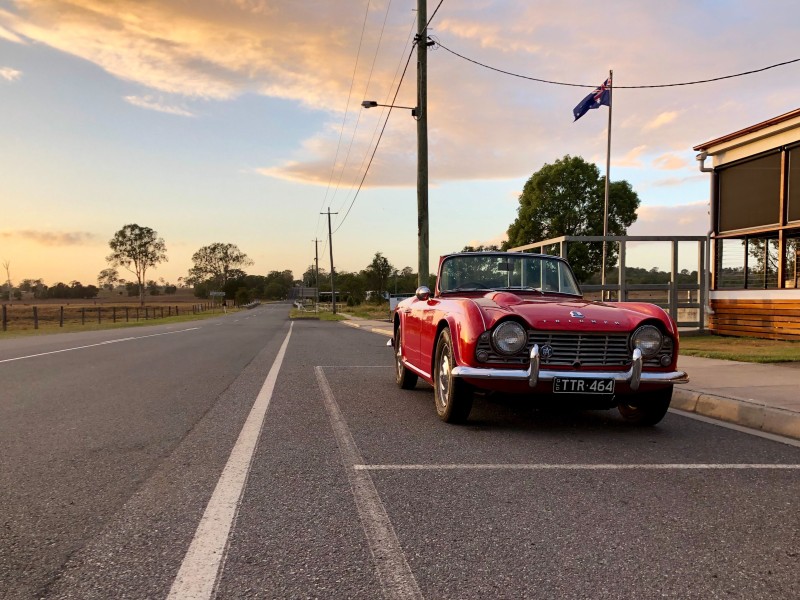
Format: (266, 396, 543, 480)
(436, 252, 583, 297)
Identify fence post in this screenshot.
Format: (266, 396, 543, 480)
(97, 308, 101, 324)
(113, 307, 116, 323)
(125, 307, 129, 322)
(81, 308, 85, 325)
(136, 308, 139, 321)
(160, 307, 164, 319)
(176, 306, 179, 316)
(60, 306, 64, 327)
(2, 304, 7, 331)
(33, 306, 38, 329)
(168, 306, 172, 317)
(145, 307, 148, 320)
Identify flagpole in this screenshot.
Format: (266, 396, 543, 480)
(601, 69, 612, 300)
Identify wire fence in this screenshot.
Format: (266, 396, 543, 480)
(0, 302, 224, 333)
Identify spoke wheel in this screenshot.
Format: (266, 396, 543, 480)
(433, 328, 473, 424)
(394, 323, 418, 390)
(617, 386, 673, 426)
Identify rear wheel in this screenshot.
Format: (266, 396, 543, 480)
(394, 323, 418, 389)
(433, 328, 473, 424)
(617, 386, 673, 426)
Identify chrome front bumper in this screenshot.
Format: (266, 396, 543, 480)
(450, 345, 689, 392)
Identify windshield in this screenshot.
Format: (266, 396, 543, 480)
(439, 254, 581, 296)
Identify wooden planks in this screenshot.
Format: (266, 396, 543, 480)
(710, 299, 800, 340)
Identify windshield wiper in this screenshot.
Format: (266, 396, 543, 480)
(497, 286, 544, 294)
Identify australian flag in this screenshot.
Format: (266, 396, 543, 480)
(573, 77, 611, 121)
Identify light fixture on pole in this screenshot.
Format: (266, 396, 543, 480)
(361, 100, 418, 116)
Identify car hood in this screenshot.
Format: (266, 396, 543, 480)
(471, 291, 669, 333)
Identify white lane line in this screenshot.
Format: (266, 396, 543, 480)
(355, 463, 800, 471)
(167, 323, 294, 600)
(670, 408, 800, 448)
(315, 367, 423, 600)
(0, 328, 200, 364)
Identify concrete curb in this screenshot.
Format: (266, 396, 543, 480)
(672, 388, 800, 441)
(340, 319, 393, 337)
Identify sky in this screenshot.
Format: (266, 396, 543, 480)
(1, 0, 799, 287)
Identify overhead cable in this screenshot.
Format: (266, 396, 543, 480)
(434, 39, 800, 89)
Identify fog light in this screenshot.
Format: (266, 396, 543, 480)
(476, 349, 489, 362)
(660, 354, 672, 367)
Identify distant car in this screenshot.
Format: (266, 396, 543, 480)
(390, 252, 689, 425)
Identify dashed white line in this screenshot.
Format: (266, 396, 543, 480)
(167, 323, 294, 600)
(0, 328, 200, 364)
(315, 367, 423, 600)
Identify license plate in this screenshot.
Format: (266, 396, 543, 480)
(553, 377, 615, 394)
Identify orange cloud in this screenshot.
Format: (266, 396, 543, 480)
(0, 230, 99, 246)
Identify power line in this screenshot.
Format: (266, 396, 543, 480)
(329, 0, 395, 214)
(314, 0, 372, 239)
(434, 39, 800, 89)
(333, 44, 416, 234)
(336, 13, 418, 217)
(426, 0, 445, 28)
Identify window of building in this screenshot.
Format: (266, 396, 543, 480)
(715, 236, 780, 289)
(785, 234, 800, 288)
(788, 148, 800, 223)
(717, 152, 781, 232)
(716, 238, 746, 289)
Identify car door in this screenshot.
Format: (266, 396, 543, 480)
(402, 298, 423, 369)
(416, 297, 440, 376)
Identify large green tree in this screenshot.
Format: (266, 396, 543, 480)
(186, 242, 254, 289)
(364, 252, 394, 299)
(106, 224, 167, 306)
(504, 155, 640, 282)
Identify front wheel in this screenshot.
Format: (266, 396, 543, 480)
(433, 328, 473, 424)
(394, 324, 418, 390)
(617, 386, 673, 426)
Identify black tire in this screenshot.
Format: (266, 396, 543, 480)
(394, 323, 418, 390)
(617, 386, 673, 426)
(433, 328, 473, 423)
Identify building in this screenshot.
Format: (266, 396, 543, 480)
(694, 108, 800, 340)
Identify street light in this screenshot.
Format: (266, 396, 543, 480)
(361, 100, 418, 117)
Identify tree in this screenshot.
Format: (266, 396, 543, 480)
(106, 224, 167, 306)
(97, 268, 120, 291)
(504, 155, 640, 282)
(186, 243, 254, 290)
(364, 252, 394, 300)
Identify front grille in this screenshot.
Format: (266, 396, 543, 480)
(476, 330, 674, 368)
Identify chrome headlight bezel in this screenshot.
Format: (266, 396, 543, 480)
(630, 324, 663, 358)
(491, 321, 528, 355)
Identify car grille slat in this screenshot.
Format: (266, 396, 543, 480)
(476, 330, 674, 368)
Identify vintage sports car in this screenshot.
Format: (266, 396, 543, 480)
(390, 252, 689, 425)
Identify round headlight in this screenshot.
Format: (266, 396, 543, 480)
(631, 325, 663, 358)
(492, 321, 527, 355)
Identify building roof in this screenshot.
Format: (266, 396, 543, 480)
(693, 107, 800, 151)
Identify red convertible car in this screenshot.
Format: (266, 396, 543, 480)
(390, 252, 689, 425)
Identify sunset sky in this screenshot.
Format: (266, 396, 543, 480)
(1, 0, 799, 287)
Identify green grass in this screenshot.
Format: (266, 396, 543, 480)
(679, 334, 800, 363)
(340, 304, 391, 320)
(289, 308, 346, 321)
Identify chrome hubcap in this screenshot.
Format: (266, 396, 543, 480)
(396, 336, 403, 377)
(437, 349, 451, 407)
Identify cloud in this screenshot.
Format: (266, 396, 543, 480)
(124, 95, 195, 117)
(0, 230, 99, 246)
(2, 0, 800, 190)
(0, 66, 21, 81)
(650, 173, 706, 187)
(613, 145, 648, 168)
(628, 202, 709, 236)
(653, 153, 689, 170)
(643, 111, 679, 131)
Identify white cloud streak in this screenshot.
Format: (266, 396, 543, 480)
(0, 66, 21, 81)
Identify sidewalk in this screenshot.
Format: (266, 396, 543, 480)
(339, 316, 800, 441)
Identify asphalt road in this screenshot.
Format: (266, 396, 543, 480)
(1, 305, 799, 599)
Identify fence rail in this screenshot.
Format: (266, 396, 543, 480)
(508, 235, 709, 331)
(1, 302, 224, 332)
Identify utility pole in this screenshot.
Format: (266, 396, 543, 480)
(416, 0, 429, 287)
(313, 238, 320, 313)
(601, 69, 613, 301)
(321, 209, 338, 314)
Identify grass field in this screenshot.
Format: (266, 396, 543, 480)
(679, 334, 800, 363)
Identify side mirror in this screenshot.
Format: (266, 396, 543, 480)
(415, 286, 431, 301)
